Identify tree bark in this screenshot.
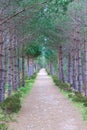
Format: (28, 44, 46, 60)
(0, 22, 5, 102)
(72, 28, 78, 91)
(77, 31, 83, 93)
(22, 43, 25, 86)
(84, 32, 87, 96)
(58, 46, 64, 82)
(68, 51, 72, 85)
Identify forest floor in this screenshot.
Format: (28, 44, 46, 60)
(9, 69, 87, 130)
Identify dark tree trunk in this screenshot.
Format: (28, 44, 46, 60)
(17, 45, 20, 87)
(68, 51, 72, 85)
(22, 43, 25, 86)
(58, 46, 64, 82)
(72, 28, 78, 91)
(8, 35, 13, 96)
(27, 56, 30, 78)
(77, 34, 83, 93)
(84, 32, 87, 96)
(0, 23, 5, 102)
(50, 61, 54, 75)
(28, 57, 34, 78)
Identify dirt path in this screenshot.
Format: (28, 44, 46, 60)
(9, 69, 87, 130)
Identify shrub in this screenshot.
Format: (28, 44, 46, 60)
(68, 92, 75, 98)
(52, 76, 71, 92)
(83, 102, 87, 107)
(46, 70, 50, 75)
(0, 123, 8, 130)
(72, 92, 87, 103)
(29, 73, 37, 80)
(19, 87, 27, 94)
(60, 83, 71, 91)
(52, 76, 62, 86)
(0, 93, 21, 114)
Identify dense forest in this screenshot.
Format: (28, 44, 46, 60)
(0, 0, 87, 101)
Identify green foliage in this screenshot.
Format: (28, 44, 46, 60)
(19, 81, 33, 95)
(68, 92, 75, 98)
(0, 93, 21, 114)
(44, 48, 57, 61)
(19, 72, 37, 96)
(0, 123, 8, 130)
(72, 92, 86, 103)
(3, 72, 37, 114)
(52, 76, 71, 91)
(46, 70, 50, 75)
(25, 44, 42, 58)
(52, 76, 87, 106)
(52, 75, 87, 122)
(29, 72, 37, 79)
(83, 102, 87, 107)
(53, 76, 62, 85)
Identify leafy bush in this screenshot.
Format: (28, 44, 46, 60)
(68, 92, 75, 98)
(46, 70, 50, 75)
(52, 76, 87, 105)
(0, 93, 21, 114)
(0, 123, 8, 130)
(72, 92, 87, 103)
(29, 73, 37, 80)
(52, 76, 71, 91)
(83, 102, 87, 107)
(52, 76, 62, 86)
(19, 87, 28, 94)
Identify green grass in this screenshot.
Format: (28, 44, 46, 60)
(52, 76, 87, 122)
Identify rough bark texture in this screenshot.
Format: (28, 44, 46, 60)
(50, 61, 54, 75)
(77, 38, 82, 93)
(58, 46, 64, 82)
(8, 32, 13, 96)
(28, 57, 34, 78)
(84, 32, 87, 96)
(72, 28, 78, 91)
(22, 43, 25, 87)
(0, 12, 5, 102)
(68, 51, 72, 85)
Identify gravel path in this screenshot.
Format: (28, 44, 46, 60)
(9, 69, 87, 130)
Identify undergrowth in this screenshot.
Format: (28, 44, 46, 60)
(52, 75, 87, 122)
(0, 72, 37, 130)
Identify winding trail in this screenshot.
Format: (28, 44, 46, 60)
(9, 69, 87, 130)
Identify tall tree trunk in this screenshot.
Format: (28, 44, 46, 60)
(58, 46, 64, 82)
(28, 57, 35, 78)
(22, 43, 25, 86)
(2, 30, 8, 99)
(12, 35, 18, 91)
(72, 28, 78, 91)
(50, 61, 54, 75)
(68, 51, 72, 85)
(77, 36, 83, 93)
(8, 33, 13, 96)
(27, 56, 30, 78)
(17, 45, 20, 87)
(84, 32, 87, 96)
(0, 22, 5, 101)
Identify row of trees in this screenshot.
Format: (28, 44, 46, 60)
(60, 0, 87, 96)
(0, 0, 45, 102)
(46, 0, 87, 96)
